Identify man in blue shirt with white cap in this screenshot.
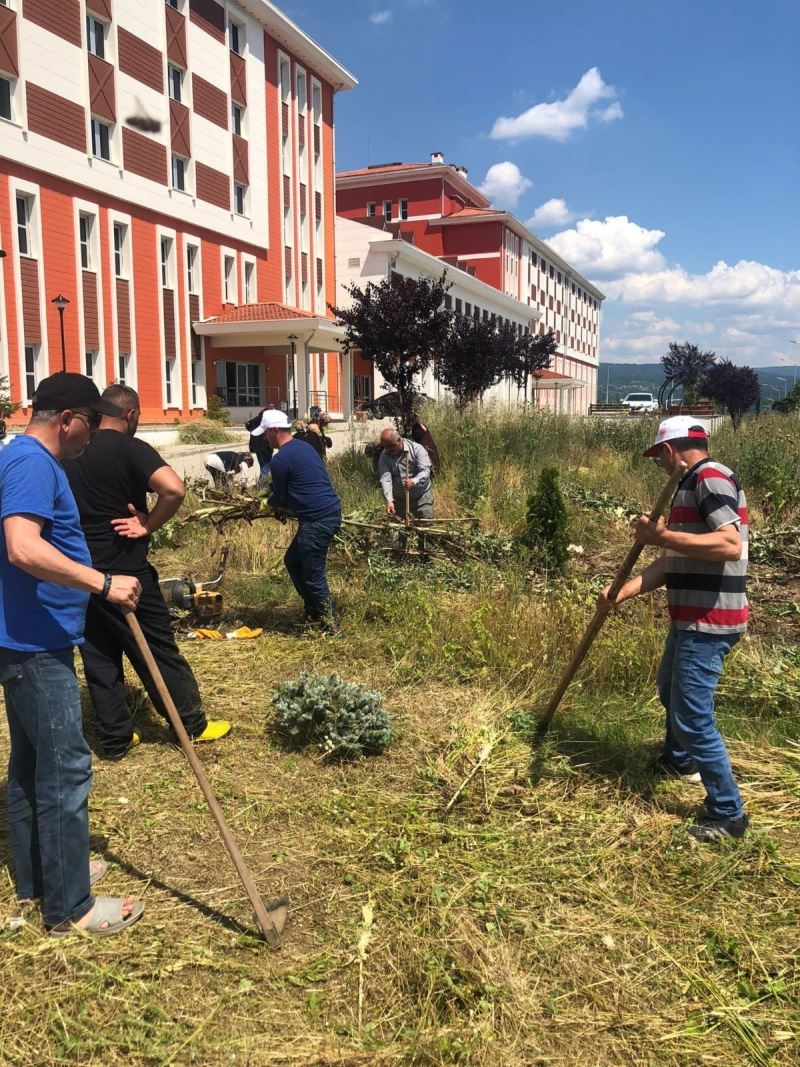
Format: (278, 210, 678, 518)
(262, 410, 341, 632)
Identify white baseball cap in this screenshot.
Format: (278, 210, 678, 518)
(250, 409, 292, 436)
(643, 415, 710, 457)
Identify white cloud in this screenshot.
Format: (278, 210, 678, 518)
(490, 68, 623, 142)
(625, 310, 680, 332)
(547, 215, 666, 275)
(604, 259, 800, 312)
(369, 10, 392, 24)
(527, 197, 576, 230)
(478, 161, 533, 208)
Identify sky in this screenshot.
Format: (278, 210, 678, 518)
(284, 0, 800, 369)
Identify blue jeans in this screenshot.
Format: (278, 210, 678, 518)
(657, 626, 743, 820)
(0, 646, 94, 926)
(284, 513, 340, 627)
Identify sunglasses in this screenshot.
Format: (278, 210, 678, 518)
(70, 409, 102, 429)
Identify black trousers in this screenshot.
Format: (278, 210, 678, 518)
(80, 565, 206, 757)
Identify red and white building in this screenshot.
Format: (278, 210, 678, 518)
(336, 153, 605, 413)
(0, 0, 356, 424)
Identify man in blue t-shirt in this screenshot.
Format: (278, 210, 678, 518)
(0, 373, 143, 937)
(264, 410, 341, 631)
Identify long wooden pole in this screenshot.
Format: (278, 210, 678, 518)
(404, 451, 411, 528)
(536, 461, 688, 738)
(125, 613, 286, 947)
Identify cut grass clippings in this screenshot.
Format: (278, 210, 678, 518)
(1, 406, 799, 1066)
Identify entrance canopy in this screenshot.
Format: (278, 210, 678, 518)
(194, 302, 346, 353)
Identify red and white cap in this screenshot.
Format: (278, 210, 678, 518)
(643, 415, 709, 457)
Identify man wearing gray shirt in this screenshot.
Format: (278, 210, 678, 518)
(378, 429, 433, 520)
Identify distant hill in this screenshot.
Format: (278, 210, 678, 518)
(598, 363, 796, 406)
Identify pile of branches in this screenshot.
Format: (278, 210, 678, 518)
(181, 492, 514, 564)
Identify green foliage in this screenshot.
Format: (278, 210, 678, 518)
(435, 315, 504, 409)
(271, 671, 392, 760)
(772, 381, 800, 413)
(522, 466, 569, 572)
(455, 419, 488, 511)
(177, 419, 232, 444)
(725, 420, 800, 514)
(0, 372, 20, 420)
(205, 393, 231, 425)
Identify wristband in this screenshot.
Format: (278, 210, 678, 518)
(100, 572, 112, 599)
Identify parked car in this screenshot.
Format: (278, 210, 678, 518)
(620, 392, 658, 413)
(356, 391, 436, 419)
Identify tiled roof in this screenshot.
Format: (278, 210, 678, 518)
(533, 368, 571, 380)
(337, 163, 431, 177)
(447, 206, 505, 218)
(202, 302, 318, 324)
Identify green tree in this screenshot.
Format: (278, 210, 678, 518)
(0, 373, 20, 420)
(772, 381, 800, 413)
(661, 342, 716, 403)
(522, 467, 569, 573)
(701, 359, 760, 430)
(331, 272, 451, 434)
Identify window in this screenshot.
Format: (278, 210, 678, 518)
(186, 244, 198, 293)
(244, 260, 255, 303)
(86, 16, 105, 60)
(399, 199, 408, 221)
(85, 350, 98, 380)
(231, 103, 243, 136)
(0, 76, 11, 122)
(79, 214, 93, 270)
(165, 359, 175, 405)
(165, 0, 182, 9)
(383, 200, 392, 222)
(91, 118, 111, 161)
(160, 236, 173, 287)
(16, 194, 32, 256)
(223, 255, 235, 302)
(117, 353, 130, 384)
(24, 344, 38, 403)
(234, 183, 246, 216)
(229, 19, 242, 55)
(366, 202, 375, 218)
(171, 154, 186, 191)
(167, 65, 183, 103)
(113, 223, 127, 277)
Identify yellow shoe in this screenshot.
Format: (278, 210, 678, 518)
(131, 731, 141, 748)
(194, 720, 232, 742)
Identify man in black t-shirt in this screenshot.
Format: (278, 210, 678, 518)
(66, 385, 231, 760)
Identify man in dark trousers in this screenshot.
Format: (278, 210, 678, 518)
(263, 410, 341, 632)
(0, 372, 143, 935)
(66, 384, 231, 760)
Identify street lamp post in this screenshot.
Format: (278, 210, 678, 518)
(288, 333, 298, 418)
(776, 376, 788, 399)
(51, 295, 70, 373)
(780, 351, 798, 386)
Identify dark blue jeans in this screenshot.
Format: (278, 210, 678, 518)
(284, 513, 341, 627)
(0, 646, 94, 926)
(657, 626, 744, 820)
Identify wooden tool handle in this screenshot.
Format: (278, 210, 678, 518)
(536, 461, 687, 737)
(404, 452, 411, 528)
(125, 613, 283, 947)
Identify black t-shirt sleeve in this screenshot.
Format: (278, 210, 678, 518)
(127, 437, 169, 487)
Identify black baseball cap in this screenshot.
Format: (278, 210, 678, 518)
(32, 373, 123, 416)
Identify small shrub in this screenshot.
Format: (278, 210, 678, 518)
(178, 419, 232, 445)
(206, 394, 231, 425)
(521, 466, 569, 572)
(271, 671, 392, 760)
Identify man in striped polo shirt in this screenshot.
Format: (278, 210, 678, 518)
(601, 416, 749, 843)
